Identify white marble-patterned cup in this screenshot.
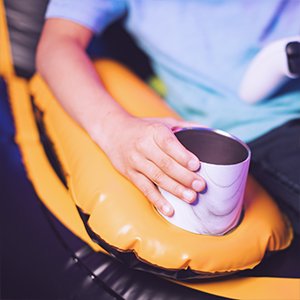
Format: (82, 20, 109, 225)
(159, 128, 251, 235)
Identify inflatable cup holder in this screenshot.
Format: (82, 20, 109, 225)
(25, 60, 292, 281)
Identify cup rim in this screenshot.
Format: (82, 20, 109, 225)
(175, 127, 251, 163)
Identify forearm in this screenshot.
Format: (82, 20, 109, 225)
(36, 19, 205, 217)
(36, 31, 129, 150)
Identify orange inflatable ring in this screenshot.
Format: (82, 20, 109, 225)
(22, 59, 292, 280)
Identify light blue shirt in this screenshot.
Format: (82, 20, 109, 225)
(46, 0, 300, 142)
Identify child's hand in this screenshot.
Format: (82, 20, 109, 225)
(99, 115, 206, 216)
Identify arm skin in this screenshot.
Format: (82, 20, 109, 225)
(36, 19, 206, 216)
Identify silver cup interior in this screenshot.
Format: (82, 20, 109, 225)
(175, 128, 250, 165)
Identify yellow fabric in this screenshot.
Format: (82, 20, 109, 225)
(8, 76, 102, 252)
(1, 0, 100, 250)
(29, 59, 292, 274)
(0, 0, 14, 78)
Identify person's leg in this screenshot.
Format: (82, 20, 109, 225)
(248, 119, 300, 234)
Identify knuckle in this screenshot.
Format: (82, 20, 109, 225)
(139, 185, 151, 197)
(150, 122, 164, 131)
(151, 170, 165, 185)
(159, 157, 173, 172)
(128, 153, 139, 166)
(151, 123, 167, 138)
(161, 135, 175, 149)
(135, 137, 148, 152)
(140, 185, 158, 204)
(173, 183, 184, 196)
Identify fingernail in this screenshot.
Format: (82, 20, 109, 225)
(188, 159, 200, 171)
(183, 190, 195, 202)
(162, 204, 172, 215)
(192, 180, 205, 192)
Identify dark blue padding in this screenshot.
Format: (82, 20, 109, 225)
(0, 77, 15, 139)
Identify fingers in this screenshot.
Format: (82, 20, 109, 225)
(140, 145, 205, 194)
(129, 171, 174, 216)
(153, 124, 201, 171)
(106, 117, 207, 216)
(137, 158, 198, 203)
